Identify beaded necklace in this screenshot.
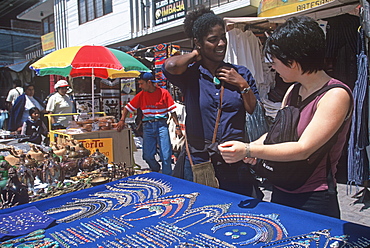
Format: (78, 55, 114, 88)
(173, 203, 231, 229)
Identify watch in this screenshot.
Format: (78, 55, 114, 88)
(241, 87, 251, 94)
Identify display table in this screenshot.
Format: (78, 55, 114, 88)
(1, 173, 369, 247)
(52, 128, 133, 166)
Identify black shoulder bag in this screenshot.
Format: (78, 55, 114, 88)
(253, 83, 352, 191)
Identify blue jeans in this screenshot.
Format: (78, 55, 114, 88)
(142, 119, 172, 175)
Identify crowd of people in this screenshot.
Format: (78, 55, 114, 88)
(3, 6, 354, 219)
(5, 79, 74, 145)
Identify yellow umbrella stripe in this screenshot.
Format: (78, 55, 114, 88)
(108, 70, 140, 79)
(30, 46, 83, 69)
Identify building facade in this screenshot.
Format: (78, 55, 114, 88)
(17, 0, 259, 54)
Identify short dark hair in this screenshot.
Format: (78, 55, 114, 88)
(13, 79, 21, 87)
(29, 107, 40, 116)
(183, 5, 224, 43)
(23, 83, 34, 92)
(264, 16, 326, 74)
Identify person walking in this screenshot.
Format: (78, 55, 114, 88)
(116, 72, 183, 175)
(218, 16, 353, 218)
(162, 6, 262, 198)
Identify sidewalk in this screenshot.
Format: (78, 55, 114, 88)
(133, 149, 370, 227)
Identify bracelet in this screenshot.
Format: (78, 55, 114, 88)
(241, 87, 251, 94)
(176, 124, 180, 127)
(245, 143, 251, 157)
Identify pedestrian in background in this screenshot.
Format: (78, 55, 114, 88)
(8, 83, 45, 132)
(5, 79, 23, 111)
(218, 16, 353, 218)
(46, 80, 73, 129)
(163, 5, 262, 198)
(116, 72, 183, 175)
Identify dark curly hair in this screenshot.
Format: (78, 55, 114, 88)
(183, 5, 224, 43)
(264, 16, 326, 74)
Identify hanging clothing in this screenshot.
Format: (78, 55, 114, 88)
(347, 29, 370, 185)
(225, 28, 264, 88)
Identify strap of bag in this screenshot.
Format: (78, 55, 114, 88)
(186, 83, 224, 166)
(291, 83, 351, 110)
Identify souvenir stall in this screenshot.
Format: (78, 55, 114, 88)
(0, 172, 369, 248)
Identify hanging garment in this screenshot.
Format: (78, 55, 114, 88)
(225, 28, 264, 87)
(347, 29, 370, 186)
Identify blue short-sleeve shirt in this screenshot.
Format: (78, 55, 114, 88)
(162, 61, 259, 150)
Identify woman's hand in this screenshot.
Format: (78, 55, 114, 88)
(218, 141, 249, 163)
(192, 48, 202, 62)
(175, 128, 183, 138)
(216, 67, 249, 90)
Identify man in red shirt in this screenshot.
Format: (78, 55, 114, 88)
(117, 72, 182, 175)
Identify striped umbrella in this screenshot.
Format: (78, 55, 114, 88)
(30, 45, 151, 117)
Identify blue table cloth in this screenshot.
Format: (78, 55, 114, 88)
(0, 172, 369, 247)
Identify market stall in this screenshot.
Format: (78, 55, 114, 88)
(45, 112, 133, 166)
(0, 172, 369, 247)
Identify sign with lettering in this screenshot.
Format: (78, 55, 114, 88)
(79, 138, 113, 163)
(154, 0, 186, 26)
(258, 0, 335, 17)
(41, 32, 56, 55)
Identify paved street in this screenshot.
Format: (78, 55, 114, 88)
(134, 149, 370, 228)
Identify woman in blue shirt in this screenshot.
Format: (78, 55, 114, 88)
(163, 5, 262, 198)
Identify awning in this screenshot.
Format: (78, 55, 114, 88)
(5, 60, 34, 72)
(224, 0, 359, 25)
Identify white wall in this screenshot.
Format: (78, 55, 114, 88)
(67, 0, 132, 46)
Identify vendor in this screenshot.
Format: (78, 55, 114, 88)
(46, 80, 74, 129)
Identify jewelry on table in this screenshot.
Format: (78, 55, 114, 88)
(173, 203, 232, 229)
(49, 232, 70, 248)
(0, 208, 54, 235)
(51, 231, 78, 247)
(198, 233, 237, 248)
(45, 198, 113, 223)
(212, 213, 288, 246)
(0, 229, 46, 246)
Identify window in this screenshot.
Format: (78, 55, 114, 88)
(78, 0, 113, 24)
(42, 15, 55, 34)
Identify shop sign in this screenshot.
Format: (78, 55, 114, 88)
(41, 32, 56, 55)
(258, 0, 335, 17)
(79, 138, 113, 163)
(154, 0, 186, 26)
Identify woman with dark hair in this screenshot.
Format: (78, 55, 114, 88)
(8, 83, 45, 132)
(219, 16, 353, 218)
(163, 6, 262, 198)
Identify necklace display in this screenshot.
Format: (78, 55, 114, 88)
(120, 192, 200, 221)
(173, 203, 232, 229)
(211, 213, 288, 246)
(44, 198, 113, 223)
(3, 175, 368, 248)
(261, 229, 351, 248)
